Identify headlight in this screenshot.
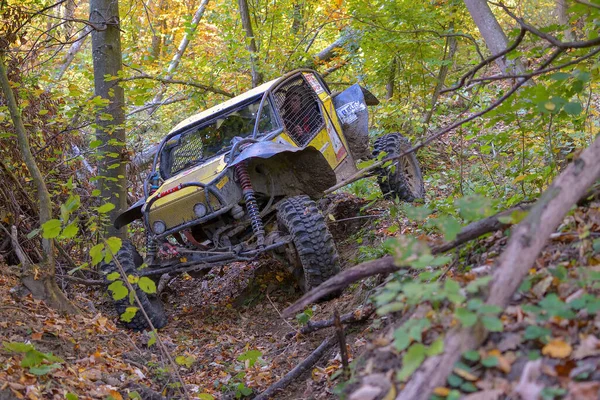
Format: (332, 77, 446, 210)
(152, 220, 166, 234)
(194, 203, 207, 218)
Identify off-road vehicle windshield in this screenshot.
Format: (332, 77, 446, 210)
(159, 97, 278, 178)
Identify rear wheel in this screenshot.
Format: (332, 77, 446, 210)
(276, 196, 341, 294)
(101, 240, 167, 331)
(372, 133, 424, 201)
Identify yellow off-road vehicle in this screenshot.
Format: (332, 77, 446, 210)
(104, 69, 424, 330)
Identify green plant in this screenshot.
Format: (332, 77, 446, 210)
(2, 342, 64, 376)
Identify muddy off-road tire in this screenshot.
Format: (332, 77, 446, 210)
(372, 133, 425, 202)
(277, 196, 341, 295)
(102, 241, 167, 331)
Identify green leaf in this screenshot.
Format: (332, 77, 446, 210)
(481, 316, 503, 332)
(41, 219, 62, 239)
(465, 276, 492, 294)
(524, 325, 551, 340)
(90, 243, 104, 266)
(89, 140, 102, 149)
(550, 72, 570, 81)
(460, 382, 478, 392)
(104, 237, 122, 263)
(97, 203, 115, 214)
(3, 341, 34, 353)
(455, 195, 493, 222)
(427, 338, 444, 356)
(401, 204, 433, 221)
(447, 374, 463, 387)
(463, 350, 480, 362)
(197, 395, 215, 400)
(455, 308, 477, 327)
(65, 393, 79, 400)
(436, 216, 462, 241)
(138, 277, 157, 294)
(61, 221, 79, 239)
(397, 343, 426, 382)
(26, 228, 41, 239)
(29, 363, 61, 376)
(564, 102, 582, 115)
(175, 355, 195, 368)
(106, 272, 120, 281)
(108, 280, 128, 301)
(237, 349, 262, 367)
(394, 329, 411, 352)
(481, 356, 498, 367)
(147, 331, 157, 347)
(120, 307, 138, 322)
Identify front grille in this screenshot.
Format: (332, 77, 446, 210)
(273, 77, 324, 146)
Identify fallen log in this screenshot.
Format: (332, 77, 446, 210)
(282, 203, 531, 317)
(254, 336, 337, 400)
(397, 137, 600, 400)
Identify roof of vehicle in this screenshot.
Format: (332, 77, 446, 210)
(168, 77, 280, 135)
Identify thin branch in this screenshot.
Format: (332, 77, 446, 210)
(254, 336, 337, 400)
(120, 75, 234, 97)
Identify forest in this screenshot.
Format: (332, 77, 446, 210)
(1, 0, 600, 398)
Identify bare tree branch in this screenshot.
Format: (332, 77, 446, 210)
(120, 74, 234, 97)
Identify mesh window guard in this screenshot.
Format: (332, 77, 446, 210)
(273, 77, 324, 146)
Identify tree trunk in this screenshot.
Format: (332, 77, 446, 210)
(62, 0, 77, 39)
(463, 0, 525, 74)
(386, 57, 396, 100)
(90, 0, 127, 238)
(150, 0, 166, 60)
(291, 2, 303, 35)
(556, 0, 573, 41)
(54, 25, 92, 82)
(0, 54, 76, 313)
(424, 31, 458, 125)
(238, 0, 262, 88)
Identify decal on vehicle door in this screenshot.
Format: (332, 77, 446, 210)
(303, 73, 324, 94)
(336, 101, 367, 125)
(325, 114, 346, 161)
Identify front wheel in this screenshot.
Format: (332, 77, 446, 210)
(372, 133, 425, 202)
(276, 196, 341, 294)
(101, 240, 167, 331)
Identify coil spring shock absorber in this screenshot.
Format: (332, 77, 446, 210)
(235, 161, 265, 247)
(146, 172, 160, 261)
(146, 235, 157, 262)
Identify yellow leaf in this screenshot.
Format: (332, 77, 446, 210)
(433, 387, 451, 396)
(513, 175, 526, 183)
(488, 349, 512, 373)
(109, 390, 123, 400)
(453, 367, 478, 381)
(545, 102, 556, 111)
(542, 339, 572, 358)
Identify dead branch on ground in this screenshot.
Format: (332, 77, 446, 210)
(285, 304, 375, 339)
(254, 336, 338, 400)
